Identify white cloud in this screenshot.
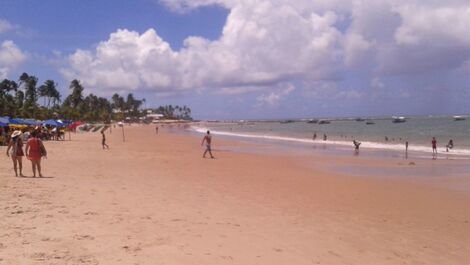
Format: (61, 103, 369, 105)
(0, 40, 27, 79)
(370, 77, 385, 89)
(61, 0, 470, 100)
(0, 19, 13, 33)
(256, 83, 295, 106)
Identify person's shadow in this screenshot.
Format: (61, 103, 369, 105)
(19, 175, 54, 179)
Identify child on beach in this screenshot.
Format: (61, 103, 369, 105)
(6, 130, 24, 177)
(446, 139, 454, 152)
(201, 130, 214, 159)
(353, 140, 361, 150)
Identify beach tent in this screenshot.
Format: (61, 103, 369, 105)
(8, 118, 41, 126)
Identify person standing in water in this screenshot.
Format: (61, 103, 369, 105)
(353, 140, 361, 150)
(432, 137, 437, 154)
(446, 139, 454, 152)
(6, 130, 24, 177)
(101, 131, 109, 149)
(405, 141, 409, 159)
(201, 130, 214, 158)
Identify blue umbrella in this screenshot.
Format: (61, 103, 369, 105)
(44, 119, 64, 127)
(0, 116, 10, 125)
(9, 118, 26, 125)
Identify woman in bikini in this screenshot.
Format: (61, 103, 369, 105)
(25, 130, 47, 177)
(6, 130, 24, 177)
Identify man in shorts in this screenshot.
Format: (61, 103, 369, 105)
(201, 130, 214, 158)
(432, 137, 437, 154)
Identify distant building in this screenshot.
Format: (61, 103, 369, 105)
(146, 113, 164, 120)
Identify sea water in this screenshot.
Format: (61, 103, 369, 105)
(191, 116, 470, 159)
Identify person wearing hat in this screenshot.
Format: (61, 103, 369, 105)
(6, 130, 25, 177)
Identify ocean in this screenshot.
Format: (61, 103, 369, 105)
(191, 116, 470, 159)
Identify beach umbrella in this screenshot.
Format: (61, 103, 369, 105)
(9, 118, 26, 125)
(0, 116, 10, 125)
(43, 119, 64, 127)
(23, 119, 41, 126)
(0, 121, 8, 127)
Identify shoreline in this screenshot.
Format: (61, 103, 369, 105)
(1, 125, 469, 264)
(190, 123, 470, 160)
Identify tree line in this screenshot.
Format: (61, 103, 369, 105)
(0, 72, 192, 123)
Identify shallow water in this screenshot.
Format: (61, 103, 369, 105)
(192, 116, 470, 158)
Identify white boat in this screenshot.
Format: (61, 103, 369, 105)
(453, 116, 466, 121)
(392, 116, 406, 123)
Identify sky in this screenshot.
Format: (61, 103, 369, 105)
(0, 0, 469, 120)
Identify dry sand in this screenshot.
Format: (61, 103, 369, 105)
(1, 125, 469, 265)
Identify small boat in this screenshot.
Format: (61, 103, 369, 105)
(392, 116, 406, 123)
(280, 120, 294, 124)
(307, 119, 318, 124)
(453, 116, 466, 121)
(318, 120, 331, 124)
(355, 118, 365, 122)
(366, 120, 375, 125)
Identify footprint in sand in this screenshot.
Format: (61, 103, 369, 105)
(73, 235, 95, 240)
(30, 252, 46, 261)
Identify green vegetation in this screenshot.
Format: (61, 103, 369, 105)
(0, 72, 192, 122)
(151, 105, 192, 120)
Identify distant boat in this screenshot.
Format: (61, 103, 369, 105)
(318, 119, 331, 124)
(280, 120, 294, 124)
(453, 116, 466, 121)
(307, 119, 318, 124)
(392, 116, 406, 123)
(366, 120, 375, 125)
(355, 118, 365, 122)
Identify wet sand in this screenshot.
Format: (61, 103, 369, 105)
(1, 125, 469, 264)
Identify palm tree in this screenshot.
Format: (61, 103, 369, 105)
(38, 80, 59, 108)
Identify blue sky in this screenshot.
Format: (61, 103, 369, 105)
(0, 0, 469, 120)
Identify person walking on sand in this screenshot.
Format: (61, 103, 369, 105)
(312, 132, 317, 141)
(201, 130, 214, 158)
(25, 130, 46, 177)
(432, 137, 437, 155)
(101, 131, 109, 149)
(6, 130, 24, 177)
(155, 125, 159, 134)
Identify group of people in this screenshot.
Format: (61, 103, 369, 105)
(311, 130, 456, 157)
(5, 129, 47, 177)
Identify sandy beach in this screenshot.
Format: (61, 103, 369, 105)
(1, 125, 469, 265)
